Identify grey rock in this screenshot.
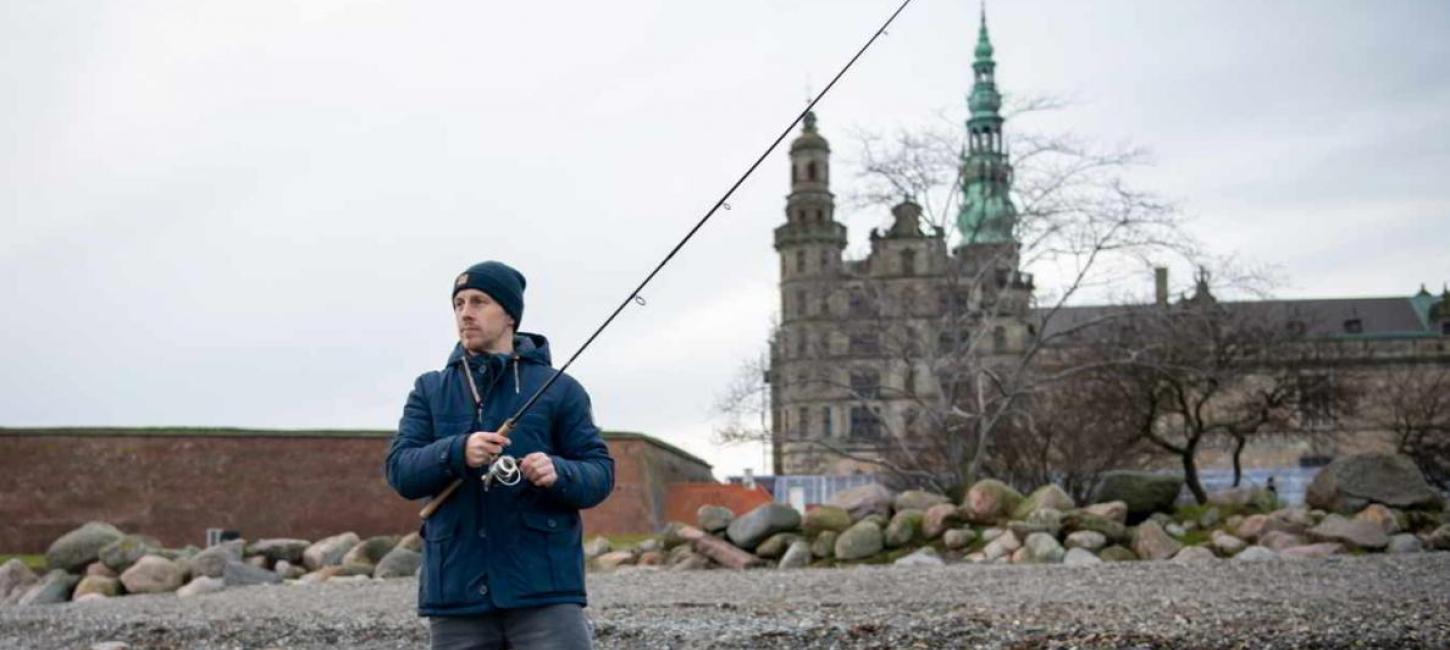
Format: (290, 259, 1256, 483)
(726, 503, 802, 551)
(273, 560, 306, 580)
(1082, 501, 1129, 524)
(1132, 521, 1182, 561)
(18, 570, 80, 606)
(193, 539, 245, 578)
(90, 643, 129, 650)
(1308, 514, 1390, 550)
(0, 559, 38, 605)
(224, 560, 282, 587)
(810, 530, 838, 559)
(1259, 530, 1308, 552)
(246, 539, 310, 564)
(1012, 484, 1075, 520)
(1305, 452, 1444, 514)
(45, 522, 124, 574)
(1099, 545, 1138, 562)
(754, 532, 801, 560)
(834, 521, 884, 561)
(921, 503, 964, 540)
(1280, 543, 1345, 559)
(1211, 531, 1248, 556)
(962, 479, 1024, 524)
(884, 509, 924, 548)
(1091, 472, 1184, 523)
(72, 575, 119, 599)
(778, 540, 813, 569)
(982, 530, 1021, 561)
(303, 533, 361, 570)
(894, 489, 950, 513)
(1171, 546, 1218, 564)
(894, 546, 944, 567)
(1388, 533, 1423, 554)
(1427, 524, 1450, 551)
(827, 483, 895, 522)
(943, 528, 977, 550)
(1022, 532, 1066, 564)
(1062, 511, 1129, 544)
(120, 555, 184, 594)
(584, 536, 612, 559)
(396, 532, 423, 554)
(176, 576, 225, 598)
(1065, 530, 1107, 552)
(98, 535, 161, 573)
(1064, 547, 1103, 566)
(802, 506, 852, 535)
(697, 505, 734, 533)
(1165, 522, 1187, 538)
(341, 535, 397, 568)
(1232, 546, 1280, 562)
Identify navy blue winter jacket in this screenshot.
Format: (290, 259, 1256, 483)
(384, 333, 614, 616)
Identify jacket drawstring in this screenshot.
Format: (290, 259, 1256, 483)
(512, 354, 520, 394)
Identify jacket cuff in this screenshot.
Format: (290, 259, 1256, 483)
(447, 433, 471, 479)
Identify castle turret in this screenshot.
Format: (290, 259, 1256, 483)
(775, 112, 847, 319)
(956, 8, 1017, 247)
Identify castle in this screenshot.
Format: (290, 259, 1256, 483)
(767, 11, 1450, 478)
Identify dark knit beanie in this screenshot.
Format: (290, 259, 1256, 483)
(452, 261, 526, 327)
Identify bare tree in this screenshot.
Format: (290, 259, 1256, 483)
(1368, 363, 1450, 489)
(711, 352, 773, 450)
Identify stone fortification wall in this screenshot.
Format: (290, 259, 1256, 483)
(0, 428, 715, 553)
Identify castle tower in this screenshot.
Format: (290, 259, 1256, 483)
(956, 8, 1018, 249)
(771, 112, 847, 474)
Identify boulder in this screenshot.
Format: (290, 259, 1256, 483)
(73, 575, 119, 599)
(98, 535, 162, 573)
(1354, 504, 1401, 534)
(18, 570, 80, 606)
(1232, 546, 1279, 562)
(1198, 507, 1222, 530)
(274, 560, 306, 580)
(1062, 511, 1129, 544)
(802, 506, 853, 536)
(1091, 472, 1184, 523)
(246, 556, 270, 570)
(672, 553, 712, 571)
(778, 540, 813, 569)
(337, 562, 376, 577)
(341, 535, 398, 568)
(224, 560, 282, 587)
(303, 533, 361, 570)
(1387, 534, 1423, 554)
(1022, 532, 1066, 564)
(1305, 453, 1444, 514)
(637, 551, 666, 567)
(1131, 521, 1182, 561)
(119, 555, 184, 594)
(637, 537, 663, 554)
(1082, 501, 1129, 524)
(396, 532, 423, 554)
(894, 546, 945, 567)
(593, 551, 637, 571)
(246, 539, 311, 565)
(982, 530, 1021, 561)
(85, 562, 118, 578)
(884, 509, 924, 548)
(980, 527, 1006, 544)
(1170, 546, 1218, 564)
(1065, 530, 1107, 552)
(1009, 508, 1064, 539)
(921, 504, 964, 540)
(1426, 524, 1450, 551)
(811, 531, 838, 559)
(962, 479, 1024, 524)
(667, 542, 695, 566)
(895, 490, 950, 513)
(177, 576, 225, 598)
(373, 548, 421, 579)
(1280, 543, 1345, 559)
(1207, 486, 1277, 511)
(1259, 531, 1308, 552)
(943, 528, 977, 550)
(828, 483, 895, 522)
(860, 513, 890, 529)
(193, 540, 245, 578)
(834, 521, 885, 561)
(1064, 547, 1103, 566)
(0, 559, 39, 605)
(1012, 485, 1075, 520)
(697, 505, 734, 534)
(1098, 545, 1137, 562)
(726, 503, 802, 551)
(1235, 514, 1270, 541)
(45, 522, 125, 573)
(584, 536, 612, 559)
(1165, 522, 1187, 538)
(1308, 514, 1390, 550)
(299, 566, 344, 583)
(754, 533, 801, 560)
(1211, 531, 1248, 556)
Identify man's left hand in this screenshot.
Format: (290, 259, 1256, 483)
(520, 452, 558, 488)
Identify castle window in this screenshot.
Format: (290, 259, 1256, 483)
(848, 289, 876, 317)
(814, 209, 823, 222)
(819, 249, 830, 270)
(901, 249, 917, 275)
(796, 250, 805, 274)
(799, 407, 810, 437)
(1442, 322, 1450, 336)
(822, 407, 833, 437)
(807, 161, 818, 182)
(796, 332, 806, 357)
(849, 332, 880, 356)
(937, 330, 957, 355)
(850, 369, 881, 398)
(1343, 318, 1363, 334)
(849, 406, 881, 441)
(796, 289, 806, 316)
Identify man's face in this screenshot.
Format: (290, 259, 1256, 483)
(454, 289, 514, 353)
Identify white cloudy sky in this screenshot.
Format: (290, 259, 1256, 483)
(3, 1, 1447, 479)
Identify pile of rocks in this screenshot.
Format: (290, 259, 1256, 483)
(586, 453, 1449, 572)
(0, 524, 423, 607)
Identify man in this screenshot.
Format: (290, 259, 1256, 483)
(385, 260, 614, 650)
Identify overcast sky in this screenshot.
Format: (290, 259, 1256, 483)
(3, 1, 1448, 479)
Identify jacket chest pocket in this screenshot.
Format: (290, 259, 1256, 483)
(434, 415, 473, 442)
(519, 511, 581, 595)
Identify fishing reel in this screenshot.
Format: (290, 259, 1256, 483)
(481, 454, 522, 491)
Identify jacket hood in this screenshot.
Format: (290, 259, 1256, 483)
(445, 332, 552, 368)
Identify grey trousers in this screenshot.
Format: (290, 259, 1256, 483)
(429, 604, 593, 650)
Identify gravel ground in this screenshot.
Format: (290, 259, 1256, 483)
(3, 553, 1448, 649)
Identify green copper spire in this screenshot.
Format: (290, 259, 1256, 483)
(957, 4, 1017, 245)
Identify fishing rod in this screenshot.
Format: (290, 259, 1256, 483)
(421, 0, 916, 519)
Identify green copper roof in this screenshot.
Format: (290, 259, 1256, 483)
(956, 6, 1017, 245)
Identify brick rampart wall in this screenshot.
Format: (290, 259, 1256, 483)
(0, 429, 714, 552)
